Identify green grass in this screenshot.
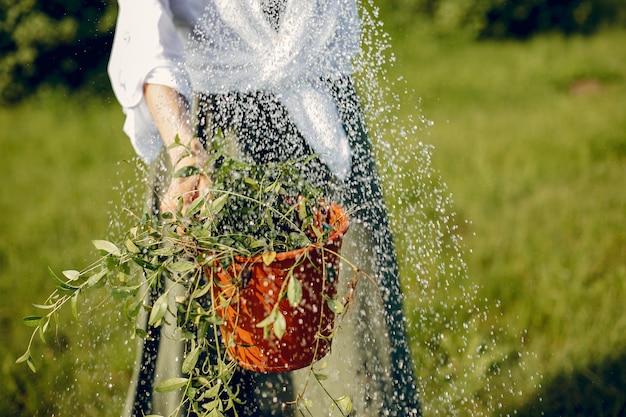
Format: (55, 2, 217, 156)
(0, 89, 138, 416)
(1, 27, 626, 416)
(382, 24, 626, 416)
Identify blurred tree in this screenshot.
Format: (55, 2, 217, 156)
(380, 0, 626, 39)
(0, 0, 117, 105)
(2, 0, 626, 104)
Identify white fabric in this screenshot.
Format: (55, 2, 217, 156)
(108, 0, 194, 163)
(108, 0, 360, 179)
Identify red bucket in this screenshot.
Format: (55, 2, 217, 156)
(209, 203, 348, 373)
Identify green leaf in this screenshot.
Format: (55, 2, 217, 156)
(154, 377, 188, 392)
(203, 382, 222, 400)
(38, 319, 50, 344)
(32, 303, 56, 310)
(134, 328, 148, 339)
(182, 346, 201, 374)
(71, 292, 80, 321)
(86, 269, 107, 287)
(326, 296, 345, 315)
(48, 267, 79, 290)
(191, 284, 211, 300)
(167, 260, 197, 273)
(62, 270, 81, 281)
(264, 180, 281, 193)
(298, 200, 308, 221)
(22, 316, 43, 327)
(262, 250, 276, 266)
(310, 226, 323, 242)
(125, 239, 140, 254)
(148, 293, 169, 327)
(16, 351, 36, 373)
(314, 372, 328, 381)
(207, 407, 224, 417)
(287, 276, 302, 307)
(255, 310, 277, 329)
(273, 311, 286, 339)
(336, 395, 353, 414)
(249, 239, 267, 249)
(92, 239, 120, 256)
(210, 193, 228, 214)
(124, 298, 142, 320)
(185, 190, 208, 216)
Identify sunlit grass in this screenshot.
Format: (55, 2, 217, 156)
(384, 24, 626, 415)
(0, 88, 137, 415)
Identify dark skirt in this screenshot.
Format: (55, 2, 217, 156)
(124, 77, 421, 417)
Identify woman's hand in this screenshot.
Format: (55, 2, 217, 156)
(143, 83, 212, 215)
(160, 138, 212, 215)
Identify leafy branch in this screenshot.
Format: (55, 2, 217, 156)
(18, 144, 368, 416)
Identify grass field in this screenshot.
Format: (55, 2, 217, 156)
(1, 23, 625, 417)
(384, 24, 626, 416)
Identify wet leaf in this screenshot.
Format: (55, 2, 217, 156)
(86, 269, 107, 287)
(125, 239, 140, 253)
(314, 372, 328, 381)
(38, 319, 49, 344)
(336, 395, 353, 414)
(243, 176, 259, 188)
(210, 193, 228, 214)
(124, 298, 142, 320)
(16, 351, 36, 373)
(298, 199, 308, 221)
(255, 310, 277, 329)
(182, 345, 201, 374)
(264, 180, 281, 193)
(22, 316, 43, 327)
(249, 239, 266, 249)
(273, 311, 286, 339)
(287, 276, 302, 307)
(49, 267, 79, 290)
(148, 293, 169, 326)
(168, 260, 197, 273)
(326, 296, 344, 314)
(151, 246, 178, 256)
(310, 225, 322, 241)
(71, 292, 79, 321)
(185, 190, 207, 216)
(191, 283, 211, 299)
(62, 270, 81, 281)
(32, 303, 55, 311)
(203, 382, 222, 399)
(262, 250, 276, 266)
(134, 328, 148, 339)
(92, 239, 120, 255)
(154, 377, 188, 392)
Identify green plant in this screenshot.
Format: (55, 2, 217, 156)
(17, 142, 356, 416)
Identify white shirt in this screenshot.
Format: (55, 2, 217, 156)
(108, 0, 361, 178)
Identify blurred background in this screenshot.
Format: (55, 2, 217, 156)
(1, 0, 625, 415)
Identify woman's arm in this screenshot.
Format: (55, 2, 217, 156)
(144, 83, 211, 214)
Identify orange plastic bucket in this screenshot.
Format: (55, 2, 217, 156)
(209, 204, 348, 373)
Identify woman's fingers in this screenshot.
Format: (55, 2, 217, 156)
(160, 174, 211, 215)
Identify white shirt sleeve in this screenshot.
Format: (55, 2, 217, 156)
(108, 0, 192, 163)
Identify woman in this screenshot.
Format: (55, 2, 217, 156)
(108, 1, 420, 416)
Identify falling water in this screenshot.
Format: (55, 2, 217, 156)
(352, 2, 540, 416)
(51, 1, 539, 416)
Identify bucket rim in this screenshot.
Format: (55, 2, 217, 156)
(234, 203, 348, 264)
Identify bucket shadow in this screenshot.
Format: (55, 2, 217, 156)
(506, 351, 626, 417)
